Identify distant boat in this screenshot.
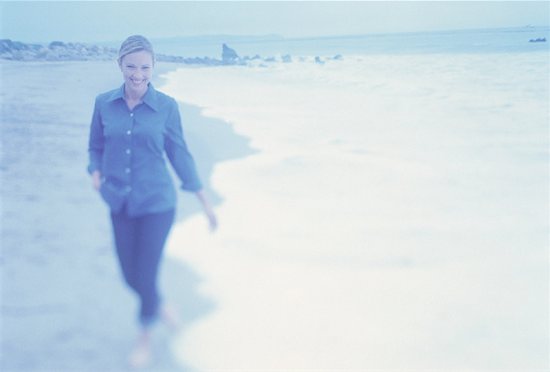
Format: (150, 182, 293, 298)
(529, 38, 547, 43)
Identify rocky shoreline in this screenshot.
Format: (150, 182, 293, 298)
(0, 39, 341, 66)
(1, 40, 116, 62)
(0, 39, 226, 65)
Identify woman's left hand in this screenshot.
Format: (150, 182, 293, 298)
(195, 190, 218, 232)
(204, 207, 218, 232)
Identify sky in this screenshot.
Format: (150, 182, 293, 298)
(1, 1, 549, 43)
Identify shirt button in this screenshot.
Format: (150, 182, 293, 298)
(126, 149, 131, 155)
(125, 168, 131, 173)
(130, 113, 134, 117)
(127, 130, 132, 135)
(125, 186, 132, 192)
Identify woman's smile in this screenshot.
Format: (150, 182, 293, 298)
(130, 77, 147, 86)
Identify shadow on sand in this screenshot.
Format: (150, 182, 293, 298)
(0, 61, 255, 371)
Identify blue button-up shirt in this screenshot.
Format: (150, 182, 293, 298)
(87, 83, 202, 217)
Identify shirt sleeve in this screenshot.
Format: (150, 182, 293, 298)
(164, 99, 203, 192)
(87, 97, 104, 175)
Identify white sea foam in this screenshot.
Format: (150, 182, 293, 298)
(161, 52, 548, 369)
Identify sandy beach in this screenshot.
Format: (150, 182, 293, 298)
(1, 47, 549, 371)
(0, 60, 244, 371)
(1, 0, 549, 367)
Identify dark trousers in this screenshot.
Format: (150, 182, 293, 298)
(110, 206, 175, 327)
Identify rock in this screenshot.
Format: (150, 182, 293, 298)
(281, 54, 292, 63)
(315, 56, 324, 65)
(242, 55, 262, 62)
(49, 41, 66, 49)
(222, 43, 239, 64)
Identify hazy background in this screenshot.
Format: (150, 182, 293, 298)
(1, 1, 549, 43)
(1, 1, 549, 371)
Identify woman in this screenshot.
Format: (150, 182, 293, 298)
(87, 35, 217, 367)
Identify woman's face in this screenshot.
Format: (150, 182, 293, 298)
(119, 50, 154, 95)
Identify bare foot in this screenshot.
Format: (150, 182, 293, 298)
(161, 304, 183, 331)
(128, 330, 152, 369)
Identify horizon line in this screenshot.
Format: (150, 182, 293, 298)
(2, 24, 548, 46)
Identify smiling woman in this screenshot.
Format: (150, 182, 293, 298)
(87, 35, 217, 368)
(119, 51, 153, 109)
(118, 36, 154, 107)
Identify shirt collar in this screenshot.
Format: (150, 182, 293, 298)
(107, 83, 160, 112)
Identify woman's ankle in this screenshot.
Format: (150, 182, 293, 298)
(161, 304, 182, 331)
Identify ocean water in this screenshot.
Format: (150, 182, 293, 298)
(153, 26, 550, 58)
(160, 28, 549, 370)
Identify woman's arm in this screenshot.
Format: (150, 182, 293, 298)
(164, 99, 203, 192)
(164, 99, 217, 230)
(195, 189, 218, 231)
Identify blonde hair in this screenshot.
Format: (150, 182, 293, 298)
(118, 35, 155, 65)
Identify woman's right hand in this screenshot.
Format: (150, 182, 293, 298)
(92, 171, 102, 191)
